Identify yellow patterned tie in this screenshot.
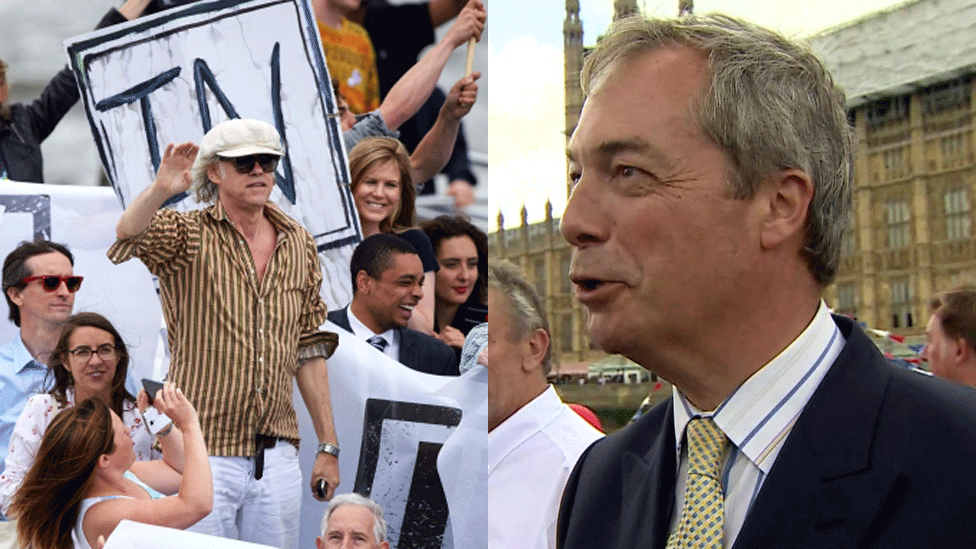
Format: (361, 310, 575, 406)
(666, 417, 728, 549)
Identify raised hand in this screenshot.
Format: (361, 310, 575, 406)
(442, 72, 480, 121)
(444, 0, 486, 49)
(153, 142, 198, 198)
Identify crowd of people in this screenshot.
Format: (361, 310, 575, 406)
(0, 0, 487, 547)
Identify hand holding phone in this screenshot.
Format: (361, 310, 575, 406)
(141, 378, 172, 435)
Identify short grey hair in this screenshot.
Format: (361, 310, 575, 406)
(321, 493, 388, 544)
(488, 260, 552, 373)
(581, 14, 855, 287)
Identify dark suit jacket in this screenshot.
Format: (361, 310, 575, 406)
(557, 315, 976, 548)
(328, 307, 459, 376)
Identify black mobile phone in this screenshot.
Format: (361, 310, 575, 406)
(142, 378, 165, 403)
(316, 479, 328, 499)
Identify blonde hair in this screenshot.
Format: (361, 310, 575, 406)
(348, 137, 416, 233)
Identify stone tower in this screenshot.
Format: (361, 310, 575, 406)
(564, 0, 584, 197)
(614, 0, 639, 20)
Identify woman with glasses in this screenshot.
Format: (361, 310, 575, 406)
(0, 312, 185, 516)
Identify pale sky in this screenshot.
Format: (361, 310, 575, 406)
(488, 0, 915, 228)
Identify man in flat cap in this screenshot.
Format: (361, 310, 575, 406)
(109, 118, 339, 549)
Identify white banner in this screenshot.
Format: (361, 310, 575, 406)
(0, 182, 487, 549)
(63, 0, 356, 310)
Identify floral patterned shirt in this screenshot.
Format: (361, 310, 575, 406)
(0, 389, 159, 514)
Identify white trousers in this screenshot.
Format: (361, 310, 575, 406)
(187, 440, 302, 549)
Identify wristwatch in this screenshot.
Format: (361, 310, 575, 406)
(317, 442, 340, 458)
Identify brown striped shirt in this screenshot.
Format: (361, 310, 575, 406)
(107, 200, 338, 457)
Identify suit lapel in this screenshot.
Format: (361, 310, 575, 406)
(397, 328, 416, 367)
(733, 317, 902, 548)
(619, 400, 677, 549)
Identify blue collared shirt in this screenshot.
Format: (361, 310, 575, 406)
(0, 336, 50, 477)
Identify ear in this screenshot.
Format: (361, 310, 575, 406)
(98, 453, 112, 469)
(953, 337, 972, 366)
(6, 286, 24, 308)
(355, 270, 372, 294)
(315, 537, 324, 549)
(207, 162, 222, 186)
(759, 169, 814, 251)
(522, 328, 550, 374)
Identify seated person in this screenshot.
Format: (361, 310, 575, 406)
(348, 137, 438, 334)
(8, 384, 211, 549)
(0, 313, 185, 515)
(316, 493, 389, 549)
(421, 215, 487, 351)
(329, 233, 459, 376)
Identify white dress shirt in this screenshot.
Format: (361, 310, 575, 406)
(670, 300, 845, 547)
(347, 305, 400, 360)
(488, 386, 604, 549)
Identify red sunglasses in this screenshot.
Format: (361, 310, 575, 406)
(21, 275, 84, 293)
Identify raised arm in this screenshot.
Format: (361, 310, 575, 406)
(116, 142, 198, 240)
(87, 383, 212, 545)
(376, 0, 485, 131)
(408, 72, 479, 186)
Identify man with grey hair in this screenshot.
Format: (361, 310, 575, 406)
(484, 260, 601, 549)
(557, 13, 976, 549)
(316, 493, 389, 549)
(109, 118, 340, 549)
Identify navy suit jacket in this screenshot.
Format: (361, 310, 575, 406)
(557, 315, 976, 548)
(328, 307, 459, 376)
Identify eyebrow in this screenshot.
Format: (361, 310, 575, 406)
(567, 137, 675, 169)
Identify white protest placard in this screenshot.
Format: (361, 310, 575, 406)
(0, 181, 162, 386)
(64, 0, 356, 310)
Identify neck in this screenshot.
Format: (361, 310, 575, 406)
(361, 219, 381, 238)
(349, 299, 387, 335)
(74, 386, 105, 407)
(19, 321, 62, 365)
(314, 1, 344, 27)
(87, 467, 127, 499)
(489, 378, 547, 432)
(667, 294, 821, 411)
(435, 300, 460, 332)
(221, 198, 270, 238)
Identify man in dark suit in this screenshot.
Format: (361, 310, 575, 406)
(557, 13, 976, 549)
(329, 233, 459, 376)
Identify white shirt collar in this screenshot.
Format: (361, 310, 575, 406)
(487, 385, 563, 469)
(346, 305, 398, 352)
(672, 301, 845, 473)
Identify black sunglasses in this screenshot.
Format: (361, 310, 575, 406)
(219, 154, 280, 174)
(21, 275, 84, 293)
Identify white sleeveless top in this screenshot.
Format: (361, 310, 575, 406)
(73, 471, 163, 549)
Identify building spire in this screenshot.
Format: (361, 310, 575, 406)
(564, 0, 584, 197)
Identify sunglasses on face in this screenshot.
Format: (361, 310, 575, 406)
(219, 154, 280, 174)
(21, 275, 83, 292)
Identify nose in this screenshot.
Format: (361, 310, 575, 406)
(248, 160, 264, 174)
(560, 174, 610, 247)
(919, 344, 928, 361)
(55, 279, 72, 297)
(458, 264, 472, 283)
(412, 281, 423, 300)
(88, 349, 105, 366)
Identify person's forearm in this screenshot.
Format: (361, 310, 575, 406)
(296, 356, 338, 444)
(377, 39, 456, 131)
(158, 426, 186, 474)
(118, 0, 152, 20)
(410, 113, 460, 185)
(176, 420, 212, 515)
(116, 181, 175, 240)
